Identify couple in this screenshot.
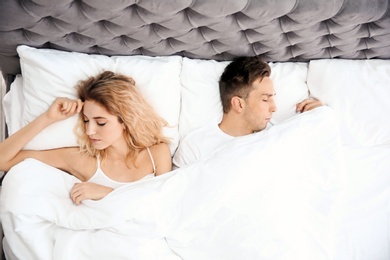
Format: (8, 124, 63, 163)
(0, 56, 322, 204)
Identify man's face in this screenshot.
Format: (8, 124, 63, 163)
(242, 77, 277, 133)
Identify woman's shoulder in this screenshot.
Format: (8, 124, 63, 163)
(148, 143, 172, 175)
(149, 142, 170, 155)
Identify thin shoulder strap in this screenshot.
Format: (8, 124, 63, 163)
(146, 147, 156, 175)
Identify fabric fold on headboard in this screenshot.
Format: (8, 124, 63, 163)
(1, 0, 390, 76)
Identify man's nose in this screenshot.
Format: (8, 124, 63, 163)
(270, 100, 277, 112)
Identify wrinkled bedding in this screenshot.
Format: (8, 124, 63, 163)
(333, 145, 390, 260)
(0, 107, 352, 260)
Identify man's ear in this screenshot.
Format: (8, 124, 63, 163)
(231, 96, 244, 112)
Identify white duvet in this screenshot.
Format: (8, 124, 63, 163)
(1, 107, 388, 260)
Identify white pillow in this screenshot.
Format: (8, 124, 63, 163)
(179, 57, 309, 138)
(307, 59, 390, 146)
(269, 62, 310, 123)
(179, 58, 228, 138)
(17, 45, 182, 154)
(3, 75, 24, 136)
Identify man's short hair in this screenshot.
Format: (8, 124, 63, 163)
(219, 56, 271, 113)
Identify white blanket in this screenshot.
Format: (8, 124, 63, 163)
(0, 107, 346, 260)
(333, 144, 390, 260)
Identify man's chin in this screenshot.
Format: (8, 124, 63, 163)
(259, 124, 269, 131)
(253, 126, 266, 133)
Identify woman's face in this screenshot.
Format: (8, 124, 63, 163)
(82, 100, 125, 150)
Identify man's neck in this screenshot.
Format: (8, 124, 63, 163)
(218, 114, 253, 137)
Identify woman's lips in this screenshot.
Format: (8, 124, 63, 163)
(90, 138, 100, 143)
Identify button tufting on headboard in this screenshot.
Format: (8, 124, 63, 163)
(0, 0, 390, 76)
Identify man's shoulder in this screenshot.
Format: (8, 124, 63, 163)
(183, 122, 219, 141)
(173, 123, 215, 167)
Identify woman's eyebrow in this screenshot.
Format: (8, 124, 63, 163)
(83, 114, 107, 120)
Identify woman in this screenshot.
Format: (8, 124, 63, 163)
(0, 71, 172, 205)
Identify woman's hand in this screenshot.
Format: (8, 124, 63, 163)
(46, 97, 83, 122)
(296, 98, 323, 113)
(70, 182, 114, 205)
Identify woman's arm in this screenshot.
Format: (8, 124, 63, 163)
(0, 97, 83, 171)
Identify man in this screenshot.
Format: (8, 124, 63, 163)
(173, 56, 322, 168)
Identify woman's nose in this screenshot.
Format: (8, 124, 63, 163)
(85, 123, 96, 135)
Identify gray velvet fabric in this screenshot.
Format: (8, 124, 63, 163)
(0, 0, 390, 76)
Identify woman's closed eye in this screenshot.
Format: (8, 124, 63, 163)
(83, 119, 106, 126)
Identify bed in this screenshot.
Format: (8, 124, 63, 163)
(0, 0, 390, 259)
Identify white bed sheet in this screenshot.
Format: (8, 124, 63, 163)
(334, 145, 390, 260)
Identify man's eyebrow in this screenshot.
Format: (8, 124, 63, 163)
(261, 93, 276, 97)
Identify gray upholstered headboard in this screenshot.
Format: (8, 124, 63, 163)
(0, 0, 390, 83)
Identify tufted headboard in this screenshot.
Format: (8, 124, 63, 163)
(0, 0, 390, 83)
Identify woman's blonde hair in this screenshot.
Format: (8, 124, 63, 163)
(75, 71, 170, 163)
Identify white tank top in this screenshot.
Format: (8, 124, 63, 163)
(87, 147, 156, 189)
